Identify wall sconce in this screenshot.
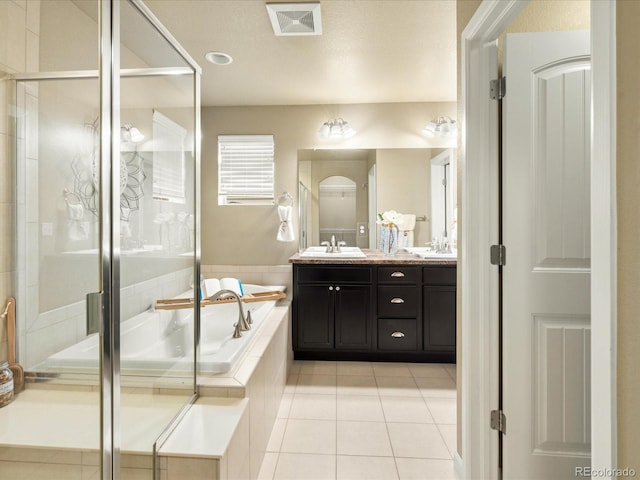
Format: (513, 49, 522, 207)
(317, 118, 356, 139)
(121, 124, 144, 143)
(422, 116, 457, 138)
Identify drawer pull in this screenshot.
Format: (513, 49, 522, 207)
(391, 271, 405, 278)
(335, 286, 341, 291)
(391, 331, 405, 338)
(329, 286, 334, 291)
(390, 297, 405, 304)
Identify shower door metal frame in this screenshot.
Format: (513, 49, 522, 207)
(12, 1, 202, 478)
(101, 1, 203, 478)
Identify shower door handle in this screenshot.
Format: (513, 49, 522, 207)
(86, 291, 104, 336)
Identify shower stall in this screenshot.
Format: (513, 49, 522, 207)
(5, 1, 201, 478)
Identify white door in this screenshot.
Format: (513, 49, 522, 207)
(503, 31, 591, 479)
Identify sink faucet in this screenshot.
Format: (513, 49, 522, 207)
(320, 235, 348, 253)
(207, 289, 252, 338)
(429, 236, 451, 254)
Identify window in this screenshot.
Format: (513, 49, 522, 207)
(218, 135, 275, 205)
(152, 111, 187, 203)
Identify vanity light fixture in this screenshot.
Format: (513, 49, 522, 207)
(422, 116, 457, 138)
(121, 124, 144, 143)
(317, 118, 356, 140)
(205, 51, 233, 66)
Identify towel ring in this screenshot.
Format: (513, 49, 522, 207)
(275, 192, 293, 207)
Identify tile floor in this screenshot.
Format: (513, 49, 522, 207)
(257, 361, 457, 480)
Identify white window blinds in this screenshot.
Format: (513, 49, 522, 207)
(152, 111, 186, 203)
(218, 135, 275, 205)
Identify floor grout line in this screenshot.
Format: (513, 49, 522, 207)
(271, 361, 457, 480)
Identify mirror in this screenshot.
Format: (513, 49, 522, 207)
(430, 148, 455, 245)
(319, 176, 357, 244)
(298, 148, 456, 251)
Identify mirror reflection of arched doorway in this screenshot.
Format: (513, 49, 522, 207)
(318, 175, 356, 245)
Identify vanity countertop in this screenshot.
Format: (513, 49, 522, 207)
(289, 248, 457, 265)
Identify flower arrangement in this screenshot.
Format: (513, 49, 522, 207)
(376, 210, 402, 227)
(377, 210, 402, 255)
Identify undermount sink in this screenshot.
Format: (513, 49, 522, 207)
(299, 246, 367, 258)
(402, 247, 457, 259)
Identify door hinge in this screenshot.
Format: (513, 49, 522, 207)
(490, 244, 506, 266)
(490, 409, 507, 433)
(490, 76, 506, 100)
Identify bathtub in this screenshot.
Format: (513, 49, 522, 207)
(45, 284, 285, 374)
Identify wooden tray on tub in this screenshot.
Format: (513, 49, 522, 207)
(154, 290, 287, 310)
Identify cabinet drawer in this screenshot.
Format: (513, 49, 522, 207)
(378, 318, 418, 351)
(377, 286, 418, 317)
(377, 266, 419, 284)
(296, 266, 371, 284)
(423, 266, 457, 285)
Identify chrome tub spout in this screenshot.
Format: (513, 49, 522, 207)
(207, 289, 250, 335)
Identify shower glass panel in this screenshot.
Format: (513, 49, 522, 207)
(12, 0, 104, 471)
(14, 73, 103, 473)
(118, 1, 198, 477)
(10, 1, 200, 478)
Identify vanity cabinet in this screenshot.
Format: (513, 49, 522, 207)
(294, 266, 372, 351)
(376, 266, 420, 352)
(423, 267, 456, 355)
(292, 261, 456, 363)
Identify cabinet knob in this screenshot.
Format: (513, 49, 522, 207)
(390, 297, 405, 304)
(391, 271, 405, 278)
(391, 331, 405, 338)
(335, 286, 341, 291)
(329, 286, 334, 291)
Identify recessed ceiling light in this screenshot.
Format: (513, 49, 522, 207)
(205, 51, 233, 66)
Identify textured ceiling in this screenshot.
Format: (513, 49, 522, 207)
(143, 0, 457, 107)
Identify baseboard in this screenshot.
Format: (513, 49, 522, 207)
(453, 451, 464, 480)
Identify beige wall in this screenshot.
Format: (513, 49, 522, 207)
(617, 0, 640, 470)
(200, 102, 456, 265)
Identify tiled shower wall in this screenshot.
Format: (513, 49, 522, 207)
(25, 267, 192, 369)
(0, 0, 40, 364)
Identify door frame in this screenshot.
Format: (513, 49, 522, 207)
(460, 1, 617, 478)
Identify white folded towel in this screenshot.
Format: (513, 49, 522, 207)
(277, 205, 295, 242)
(67, 203, 88, 241)
(396, 213, 416, 232)
(397, 214, 416, 248)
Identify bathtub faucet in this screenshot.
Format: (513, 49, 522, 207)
(207, 289, 252, 338)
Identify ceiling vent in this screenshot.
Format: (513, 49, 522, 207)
(266, 2, 322, 36)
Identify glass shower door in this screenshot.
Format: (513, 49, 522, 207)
(10, 1, 200, 478)
(117, 2, 200, 478)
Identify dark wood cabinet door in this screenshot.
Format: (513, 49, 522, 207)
(334, 285, 372, 350)
(297, 284, 334, 349)
(423, 285, 456, 351)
